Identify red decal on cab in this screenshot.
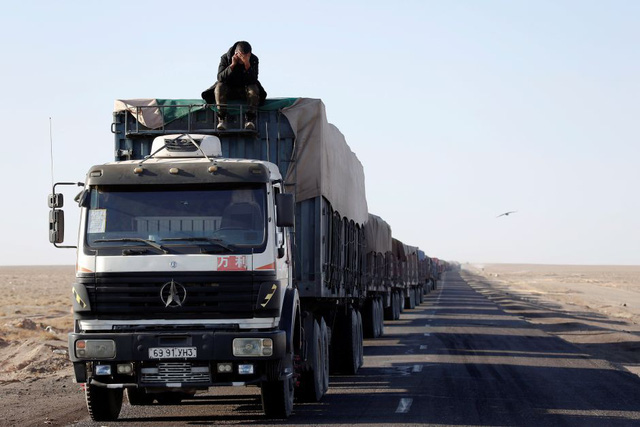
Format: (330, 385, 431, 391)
(256, 262, 275, 270)
(217, 256, 248, 271)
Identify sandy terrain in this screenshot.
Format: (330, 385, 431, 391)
(465, 263, 640, 376)
(0, 264, 639, 425)
(0, 266, 74, 383)
(0, 266, 83, 426)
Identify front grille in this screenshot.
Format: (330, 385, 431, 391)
(81, 273, 272, 319)
(141, 362, 210, 384)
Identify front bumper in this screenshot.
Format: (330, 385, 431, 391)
(69, 329, 286, 386)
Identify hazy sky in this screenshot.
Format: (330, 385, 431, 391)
(1, 1, 638, 266)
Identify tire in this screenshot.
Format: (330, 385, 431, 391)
(363, 299, 376, 338)
(127, 387, 154, 406)
(390, 292, 397, 320)
(376, 298, 385, 337)
(85, 383, 123, 422)
(384, 294, 394, 320)
(319, 317, 330, 393)
(298, 318, 324, 402)
(373, 298, 381, 338)
(156, 391, 185, 405)
(356, 309, 364, 369)
(331, 306, 360, 374)
(405, 289, 415, 310)
(394, 292, 402, 319)
(261, 353, 295, 418)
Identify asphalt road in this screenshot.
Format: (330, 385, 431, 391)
(72, 271, 640, 426)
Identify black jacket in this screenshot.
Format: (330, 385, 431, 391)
(217, 42, 260, 86)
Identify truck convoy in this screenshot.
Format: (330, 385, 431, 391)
(48, 97, 447, 421)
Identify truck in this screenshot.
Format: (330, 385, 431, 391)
(48, 97, 441, 421)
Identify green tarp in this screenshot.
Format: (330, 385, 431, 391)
(115, 98, 298, 129)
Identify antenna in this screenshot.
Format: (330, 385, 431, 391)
(49, 117, 55, 189)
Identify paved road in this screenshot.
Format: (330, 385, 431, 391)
(72, 271, 640, 426)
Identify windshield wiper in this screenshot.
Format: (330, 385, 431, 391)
(161, 237, 235, 252)
(93, 238, 169, 254)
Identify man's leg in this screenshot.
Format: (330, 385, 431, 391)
(214, 82, 228, 130)
(244, 84, 259, 130)
(201, 85, 216, 104)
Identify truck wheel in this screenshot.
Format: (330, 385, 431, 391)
(363, 299, 376, 338)
(156, 391, 186, 405)
(373, 298, 381, 338)
(394, 292, 401, 319)
(384, 294, 394, 320)
(85, 383, 123, 421)
(298, 318, 324, 402)
(127, 387, 154, 405)
(390, 292, 397, 320)
(331, 306, 360, 374)
(405, 289, 416, 310)
(261, 353, 295, 418)
(319, 317, 330, 393)
(356, 309, 364, 369)
(376, 298, 385, 337)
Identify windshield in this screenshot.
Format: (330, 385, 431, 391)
(85, 184, 267, 254)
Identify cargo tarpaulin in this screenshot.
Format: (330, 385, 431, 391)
(364, 214, 392, 254)
(404, 243, 419, 256)
(392, 238, 406, 261)
(114, 99, 166, 129)
(282, 98, 368, 225)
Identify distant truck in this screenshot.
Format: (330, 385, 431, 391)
(48, 98, 442, 421)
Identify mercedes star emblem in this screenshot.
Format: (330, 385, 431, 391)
(160, 279, 187, 308)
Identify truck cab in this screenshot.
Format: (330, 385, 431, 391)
(54, 133, 299, 420)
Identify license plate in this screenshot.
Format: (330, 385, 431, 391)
(149, 347, 197, 359)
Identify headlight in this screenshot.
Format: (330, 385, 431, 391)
(75, 339, 116, 359)
(238, 364, 255, 375)
(232, 338, 273, 357)
(95, 364, 112, 375)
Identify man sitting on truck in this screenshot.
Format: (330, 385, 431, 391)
(201, 41, 267, 131)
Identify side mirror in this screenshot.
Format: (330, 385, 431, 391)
(275, 193, 294, 228)
(48, 193, 64, 208)
(49, 209, 65, 244)
(48, 182, 83, 249)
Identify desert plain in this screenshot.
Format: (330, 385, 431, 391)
(0, 264, 639, 425)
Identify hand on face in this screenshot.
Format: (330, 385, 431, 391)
(231, 52, 240, 67)
(234, 50, 251, 68)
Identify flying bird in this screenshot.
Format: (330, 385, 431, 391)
(496, 211, 517, 218)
